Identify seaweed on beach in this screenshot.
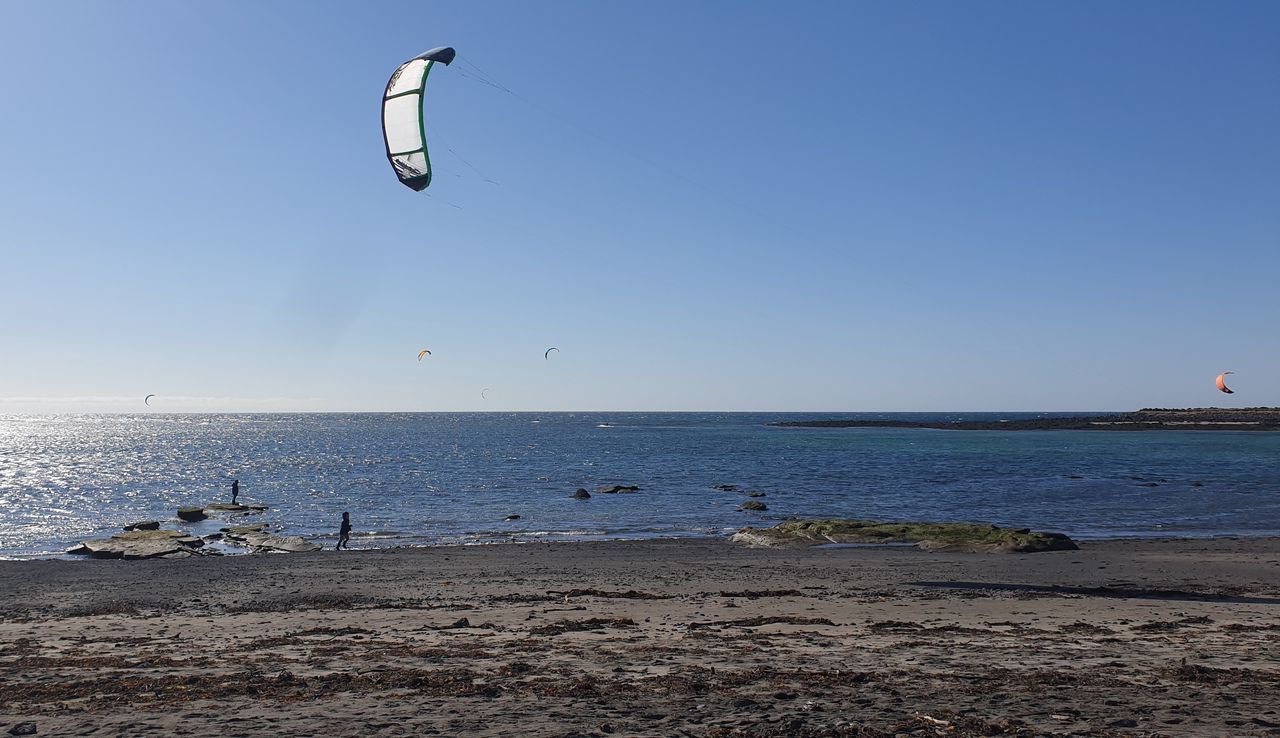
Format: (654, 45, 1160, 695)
(530, 617, 637, 635)
(551, 588, 672, 599)
(688, 616, 836, 630)
(718, 589, 806, 598)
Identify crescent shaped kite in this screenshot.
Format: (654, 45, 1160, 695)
(544, 347, 559, 360)
(382, 46, 456, 191)
(1215, 371, 1235, 394)
(481, 388, 491, 399)
(144, 394, 155, 406)
(418, 349, 431, 361)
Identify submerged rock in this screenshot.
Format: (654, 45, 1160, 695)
(123, 520, 160, 531)
(594, 484, 640, 494)
(504, 515, 521, 521)
(711, 484, 739, 492)
(732, 519, 1078, 553)
(739, 501, 768, 511)
(572, 488, 592, 499)
(744, 491, 767, 497)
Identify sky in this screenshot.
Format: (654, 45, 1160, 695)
(0, 0, 1277, 412)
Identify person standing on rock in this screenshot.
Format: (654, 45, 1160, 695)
(231, 479, 240, 505)
(337, 511, 352, 550)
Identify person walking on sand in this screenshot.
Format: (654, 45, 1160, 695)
(337, 511, 352, 550)
(231, 479, 239, 505)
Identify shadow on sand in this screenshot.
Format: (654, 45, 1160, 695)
(910, 581, 1280, 605)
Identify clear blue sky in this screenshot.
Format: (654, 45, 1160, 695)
(1, 1, 1276, 412)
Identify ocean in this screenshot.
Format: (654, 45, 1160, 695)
(2, 412, 1279, 558)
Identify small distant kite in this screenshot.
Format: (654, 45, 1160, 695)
(144, 394, 156, 406)
(481, 388, 491, 399)
(1215, 371, 1235, 394)
(544, 347, 559, 360)
(417, 349, 431, 361)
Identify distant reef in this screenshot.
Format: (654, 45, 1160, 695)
(773, 407, 1280, 431)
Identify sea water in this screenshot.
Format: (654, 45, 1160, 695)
(2, 412, 1279, 558)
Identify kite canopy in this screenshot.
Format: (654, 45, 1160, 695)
(382, 46, 455, 191)
(417, 349, 432, 361)
(144, 394, 155, 406)
(544, 347, 559, 360)
(1216, 371, 1235, 394)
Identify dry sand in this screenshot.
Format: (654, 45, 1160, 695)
(2, 538, 1278, 737)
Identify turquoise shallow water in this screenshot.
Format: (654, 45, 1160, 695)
(2, 412, 1279, 558)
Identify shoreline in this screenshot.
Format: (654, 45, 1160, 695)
(10, 528, 1280, 563)
(3, 537, 1278, 736)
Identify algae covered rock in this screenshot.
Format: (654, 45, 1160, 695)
(732, 519, 1077, 553)
(739, 501, 768, 511)
(204, 502, 268, 513)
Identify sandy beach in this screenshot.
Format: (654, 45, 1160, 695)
(2, 538, 1278, 737)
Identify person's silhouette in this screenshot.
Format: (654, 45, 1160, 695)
(231, 479, 239, 505)
(337, 512, 352, 550)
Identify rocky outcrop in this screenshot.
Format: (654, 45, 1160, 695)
(221, 526, 320, 554)
(739, 501, 768, 511)
(123, 520, 160, 531)
(572, 488, 592, 499)
(176, 507, 207, 522)
(594, 484, 640, 494)
(68, 529, 210, 560)
(732, 519, 1078, 554)
(504, 515, 522, 521)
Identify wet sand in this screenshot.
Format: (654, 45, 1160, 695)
(2, 538, 1278, 737)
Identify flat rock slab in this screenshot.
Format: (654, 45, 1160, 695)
(733, 519, 1078, 553)
(74, 530, 206, 559)
(594, 485, 640, 494)
(226, 531, 321, 554)
(204, 503, 268, 513)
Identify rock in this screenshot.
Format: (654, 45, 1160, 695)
(744, 491, 767, 497)
(594, 484, 640, 494)
(711, 484, 738, 491)
(222, 523, 268, 535)
(225, 531, 321, 554)
(66, 544, 91, 556)
(204, 502, 268, 513)
(1108, 719, 1138, 728)
(1137, 482, 1160, 487)
(572, 488, 592, 499)
(8, 722, 37, 736)
(78, 530, 205, 560)
(123, 520, 160, 531)
(732, 519, 1079, 554)
(504, 515, 521, 521)
(447, 617, 470, 629)
(739, 501, 768, 511)
(176, 507, 207, 522)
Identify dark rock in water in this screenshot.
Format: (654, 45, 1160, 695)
(744, 491, 767, 497)
(504, 515, 521, 521)
(711, 484, 738, 491)
(176, 507, 207, 522)
(1137, 482, 1160, 487)
(739, 501, 768, 511)
(203, 533, 224, 541)
(1192, 481, 1204, 487)
(594, 484, 640, 494)
(1065, 475, 1084, 479)
(123, 520, 160, 531)
(572, 488, 592, 499)
(8, 722, 37, 736)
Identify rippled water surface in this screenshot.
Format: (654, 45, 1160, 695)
(3, 413, 1279, 558)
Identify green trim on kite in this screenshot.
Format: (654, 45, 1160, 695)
(418, 60, 435, 188)
(389, 146, 426, 157)
(385, 88, 423, 102)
